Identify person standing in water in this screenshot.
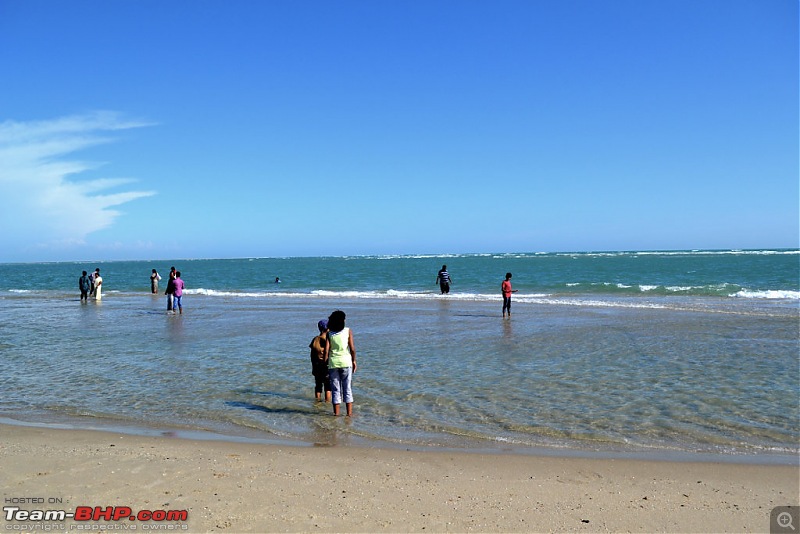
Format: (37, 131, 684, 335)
(79, 271, 91, 302)
(172, 271, 185, 314)
(150, 269, 161, 294)
(309, 319, 332, 403)
(324, 310, 357, 416)
(435, 265, 452, 294)
(501, 272, 518, 318)
(93, 269, 103, 300)
(88, 269, 98, 297)
(165, 269, 176, 311)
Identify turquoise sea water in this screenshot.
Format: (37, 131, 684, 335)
(1, 250, 798, 462)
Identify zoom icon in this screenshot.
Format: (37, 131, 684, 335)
(772, 507, 799, 533)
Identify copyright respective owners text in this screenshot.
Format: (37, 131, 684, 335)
(3, 497, 189, 531)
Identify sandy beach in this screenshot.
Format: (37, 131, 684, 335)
(1, 424, 797, 533)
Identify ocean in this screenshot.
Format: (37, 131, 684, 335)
(1, 250, 798, 463)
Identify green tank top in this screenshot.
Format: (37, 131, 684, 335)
(327, 328, 352, 369)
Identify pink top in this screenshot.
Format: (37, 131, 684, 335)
(502, 280, 512, 297)
(172, 278, 185, 297)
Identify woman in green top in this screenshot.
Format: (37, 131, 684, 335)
(324, 310, 357, 416)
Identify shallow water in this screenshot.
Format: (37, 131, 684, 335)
(1, 282, 797, 462)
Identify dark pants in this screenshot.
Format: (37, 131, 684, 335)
(313, 361, 330, 396)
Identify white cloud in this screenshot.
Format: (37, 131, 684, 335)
(0, 112, 156, 255)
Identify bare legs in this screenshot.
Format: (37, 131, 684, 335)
(332, 402, 353, 417)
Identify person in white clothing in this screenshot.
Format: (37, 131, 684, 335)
(93, 269, 103, 300)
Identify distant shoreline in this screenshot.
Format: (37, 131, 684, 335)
(2, 247, 798, 266)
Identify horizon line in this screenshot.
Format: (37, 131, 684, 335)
(3, 247, 799, 265)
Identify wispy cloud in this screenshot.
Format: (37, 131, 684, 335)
(0, 112, 156, 255)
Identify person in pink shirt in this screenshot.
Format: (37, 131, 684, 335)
(172, 271, 185, 314)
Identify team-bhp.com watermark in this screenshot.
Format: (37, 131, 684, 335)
(4, 498, 188, 531)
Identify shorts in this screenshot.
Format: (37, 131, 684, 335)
(328, 367, 353, 405)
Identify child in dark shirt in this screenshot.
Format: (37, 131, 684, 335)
(309, 319, 331, 402)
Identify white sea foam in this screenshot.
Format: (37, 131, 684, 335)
(184, 286, 799, 306)
(551, 249, 799, 258)
(370, 253, 480, 260)
(186, 288, 287, 298)
(732, 289, 800, 300)
(513, 296, 674, 310)
(256, 249, 799, 262)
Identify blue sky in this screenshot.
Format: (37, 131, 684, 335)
(0, 0, 797, 262)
